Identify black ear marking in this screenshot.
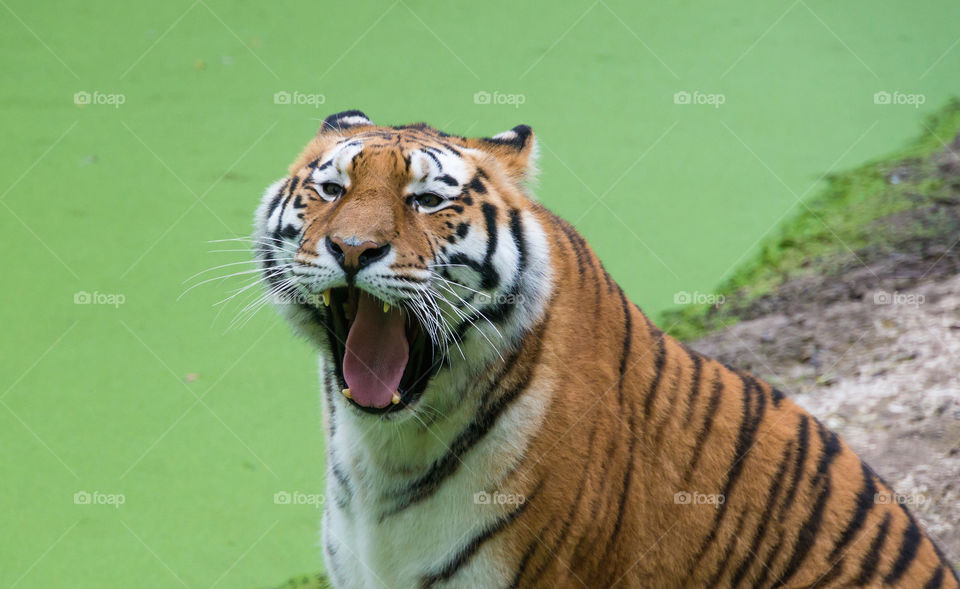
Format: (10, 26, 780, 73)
(485, 125, 532, 151)
(319, 110, 374, 134)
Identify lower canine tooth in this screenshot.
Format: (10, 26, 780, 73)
(391, 392, 401, 405)
(341, 388, 351, 399)
(322, 289, 331, 307)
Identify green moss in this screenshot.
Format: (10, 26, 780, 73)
(663, 98, 960, 341)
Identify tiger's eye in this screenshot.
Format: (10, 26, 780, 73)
(415, 193, 444, 208)
(321, 183, 343, 198)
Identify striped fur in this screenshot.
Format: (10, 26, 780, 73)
(253, 111, 959, 588)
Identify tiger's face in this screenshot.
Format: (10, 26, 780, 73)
(254, 111, 551, 417)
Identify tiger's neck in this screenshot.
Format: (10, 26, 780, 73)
(322, 205, 556, 497)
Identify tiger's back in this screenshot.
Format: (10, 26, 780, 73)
(505, 210, 958, 586)
(255, 111, 958, 588)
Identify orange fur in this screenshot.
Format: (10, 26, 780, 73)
(264, 114, 959, 588)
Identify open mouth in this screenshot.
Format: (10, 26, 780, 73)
(318, 287, 439, 414)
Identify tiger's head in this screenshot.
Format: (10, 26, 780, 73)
(254, 111, 552, 417)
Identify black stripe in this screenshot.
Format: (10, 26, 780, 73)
(526, 418, 601, 581)
(508, 518, 555, 589)
(508, 209, 527, 272)
(386, 318, 547, 516)
(556, 219, 590, 278)
(683, 367, 724, 481)
(682, 352, 703, 426)
(419, 481, 540, 589)
(705, 512, 748, 587)
(651, 362, 684, 446)
(467, 175, 487, 194)
(311, 158, 332, 172)
(771, 387, 785, 407)
(602, 420, 636, 558)
(930, 536, 960, 586)
(322, 369, 337, 436)
(641, 336, 668, 418)
(779, 414, 810, 520)
(815, 561, 845, 586)
(884, 512, 923, 584)
(330, 460, 351, 492)
(828, 461, 877, 562)
(855, 512, 891, 585)
(265, 180, 287, 218)
(435, 173, 457, 186)
(925, 567, 946, 589)
(772, 422, 841, 587)
(690, 372, 768, 565)
(421, 148, 442, 169)
(602, 302, 641, 557)
(508, 537, 541, 589)
(324, 542, 345, 587)
(328, 451, 352, 510)
(270, 180, 298, 242)
(479, 203, 500, 289)
(600, 265, 615, 293)
(615, 288, 633, 405)
(729, 440, 795, 587)
(452, 208, 529, 333)
(752, 537, 783, 588)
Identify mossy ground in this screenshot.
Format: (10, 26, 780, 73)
(661, 99, 960, 341)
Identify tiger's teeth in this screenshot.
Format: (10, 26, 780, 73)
(322, 289, 331, 307)
(341, 388, 351, 399)
(383, 301, 390, 313)
(391, 392, 401, 405)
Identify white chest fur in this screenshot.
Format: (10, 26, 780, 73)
(319, 362, 549, 589)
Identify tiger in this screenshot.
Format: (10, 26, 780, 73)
(253, 110, 959, 588)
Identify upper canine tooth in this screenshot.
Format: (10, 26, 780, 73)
(342, 388, 351, 399)
(391, 392, 401, 405)
(383, 301, 390, 313)
(322, 289, 331, 307)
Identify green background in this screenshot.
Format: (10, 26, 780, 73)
(2, 0, 958, 586)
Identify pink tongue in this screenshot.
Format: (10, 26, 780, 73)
(343, 293, 409, 408)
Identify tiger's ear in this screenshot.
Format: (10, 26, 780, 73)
(468, 125, 539, 185)
(318, 110, 374, 136)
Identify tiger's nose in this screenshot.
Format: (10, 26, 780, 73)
(325, 236, 391, 275)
